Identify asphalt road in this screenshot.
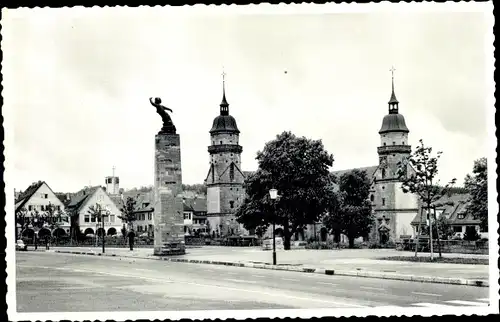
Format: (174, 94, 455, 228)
(16, 252, 489, 312)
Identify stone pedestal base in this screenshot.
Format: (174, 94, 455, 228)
(153, 133, 185, 256)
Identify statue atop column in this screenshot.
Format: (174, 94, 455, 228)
(150, 97, 176, 134)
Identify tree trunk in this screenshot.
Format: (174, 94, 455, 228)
(348, 236, 355, 249)
(433, 207, 442, 258)
(415, 207, 424, 257)
(283, 221, 291, 250)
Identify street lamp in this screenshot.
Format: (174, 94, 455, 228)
(269, 188, 278, 266)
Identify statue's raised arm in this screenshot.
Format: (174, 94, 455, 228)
(150, 97, 176, 134)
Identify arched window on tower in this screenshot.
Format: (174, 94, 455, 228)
(230, 163, 235, 181)
(381, 168, 386, 179)
(370, 195, 374, 202)
(211, 164, 215, 183)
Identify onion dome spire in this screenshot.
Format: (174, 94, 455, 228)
(220, 69, 229, 116)
(388, 66, 399, 114)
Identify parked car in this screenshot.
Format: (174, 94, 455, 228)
(16, 239, 27, 251)
(261, 237, 284, 250)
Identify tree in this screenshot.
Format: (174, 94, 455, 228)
(236, 131, 335, 250)
(119, 197, 137, 230)
(15, 207, 29, 240)
(397, 139, 456, 258)
(87, 203, 108, 237)
(323, 170, 374, 248)
(464, 157, 488, 231)
(423, 214, 453, 240)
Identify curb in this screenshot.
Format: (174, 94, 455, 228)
(53, 250, 489, 288)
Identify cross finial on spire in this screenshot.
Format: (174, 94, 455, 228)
(112, 166, 115, 177)
(388, 65, 399, 112)
(220, 67, 229, 114)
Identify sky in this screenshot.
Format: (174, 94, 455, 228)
(3, 4, 494, 193)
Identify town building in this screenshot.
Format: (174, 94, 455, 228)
(15, 181, 69, 239)
(131, 190, 154, 236)
(66, 186, 124, 236)
(204, 74, 248, 237)
(183, 197, 208, 236)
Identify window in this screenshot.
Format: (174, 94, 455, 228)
(28, 205, 33, 211)
(91, 215, 96, 223)
(115, 178, 119, 184)
(457, 213, 465, 219)
(383, 143, 386, 146)
(453, 226, 462, 233)
(382, 198, 386, 206)
(110, 215, 115, 222)
(393, 142, 396, 145)
(381, 169, 386, 179)
(84, 215, 90, 223)
(230, 201, 235, 209)
(230, 163, 235, 181)
(370, 195, 374, 202)
(211, 164, 215, 183)
(402, 141, 405, 145)
(220, 141, 223, 145)
(148, 213, 152, 221)
(41, 205, 45, 211)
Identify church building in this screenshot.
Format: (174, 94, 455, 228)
(204, 74, 248, 237)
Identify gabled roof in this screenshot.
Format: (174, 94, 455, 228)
(410, 193, 475, 225)
(66, 186, 101, 213)
(242, 171, 255, 179)
(15, 181, 52, 212)
(183, 197, 207, 213)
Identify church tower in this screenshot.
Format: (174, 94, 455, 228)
(205, 72, 246, 237)
(371, 68, 418, 243)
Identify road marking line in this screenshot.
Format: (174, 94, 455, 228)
(477, 298, 490, 302)
(281, 278, 299, 281)
(227, 272, 238, 275)
(26, 265, 367, 308)
(252, 275, 265, 278)
(360, 286, 385, 291)
(317, 282, 338, 286)
(413, 303, 452, 308)
(224, 278, 257, 284)
(376, 306, 403, 309)
(445, 300, 488, 306)
(411, 292, 442, 297)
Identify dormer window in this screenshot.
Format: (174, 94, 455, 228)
(229, 201, 235, 209)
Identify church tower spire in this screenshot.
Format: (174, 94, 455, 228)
(220, 69, 229, 116)
(388, 66, 399, 114)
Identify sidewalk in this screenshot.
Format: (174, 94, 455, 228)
(48, 246, 490, 287)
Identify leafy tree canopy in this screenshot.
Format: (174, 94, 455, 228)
(323, 169, 374, 248)
(119, 197, 137, 229)
(464, 157, 487, 230)
(236, 131, 335, 249)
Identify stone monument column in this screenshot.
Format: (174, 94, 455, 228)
(150, 97, 185, 256)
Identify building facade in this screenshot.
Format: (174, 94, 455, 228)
(66, 186, 124, 236)
(15, 181, 69, 239)
(204, 77, 247, 237)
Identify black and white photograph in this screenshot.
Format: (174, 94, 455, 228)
(3, 2, 498, 321)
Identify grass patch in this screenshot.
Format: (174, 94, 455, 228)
(379, 256, 488, 265)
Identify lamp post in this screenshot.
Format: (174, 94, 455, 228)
(269, 188, 278, 266)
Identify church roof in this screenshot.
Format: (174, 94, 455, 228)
(210, 114, 240, 134)
(379, 113, 409, 134)
(331, 165, 379, 181)
(210, 72, 240, 134)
